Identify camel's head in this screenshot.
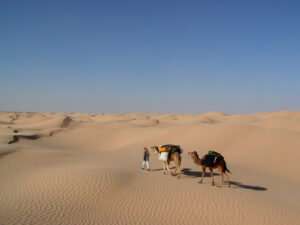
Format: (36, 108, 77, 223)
(151, 146, 159, 154)
(188, 151, 199, 160)
(144, 147, 150, 154)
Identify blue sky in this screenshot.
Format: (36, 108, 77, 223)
(1, 0, 300, 114)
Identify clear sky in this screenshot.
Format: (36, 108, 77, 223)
(1, 0, 300, 114)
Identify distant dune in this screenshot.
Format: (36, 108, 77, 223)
(0, 111, 299, 225)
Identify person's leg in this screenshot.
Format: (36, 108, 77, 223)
(146, 160, 150, 170)
(142, 160, 145, 169)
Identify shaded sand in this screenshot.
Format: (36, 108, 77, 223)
(0, 111, 300, 225)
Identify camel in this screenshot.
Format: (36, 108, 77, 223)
(151, 146, 182, 179)
(188, 151, 231, 187)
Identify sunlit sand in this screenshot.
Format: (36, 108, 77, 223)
(1, 111, 299, 224)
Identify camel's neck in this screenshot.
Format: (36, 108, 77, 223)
(154, 151, 161, 157)
(194, 157, 202, 166)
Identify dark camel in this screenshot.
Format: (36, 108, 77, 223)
(188, 151, 231, 187)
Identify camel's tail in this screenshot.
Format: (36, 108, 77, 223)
(223, 161, 232, 174)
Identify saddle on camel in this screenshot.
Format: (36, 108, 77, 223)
(188, 150, 231, 187)
(151, 144, 183, 179)
(159, 144, 183, 161)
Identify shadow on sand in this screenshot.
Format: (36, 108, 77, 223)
(0, 150, 18, 159)
(182, 168, 267, 191)
(229, 181, 267, 191)
(182, 168, 219, 177)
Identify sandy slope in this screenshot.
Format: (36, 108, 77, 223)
(0, 111, 299, 225)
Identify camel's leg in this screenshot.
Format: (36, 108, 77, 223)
(219, 167, 224, 186)
(166, 162, 171, 175)
(199, 166, 206, 183)
(209, 168, 215, 186)
(177, 167, 181, 179)
(173, 168, 177, 176)
(163, 162, 166, 175)
(177, 158, 182, 179)
(173, 159, 179, 176)
(173, 164, 177, 176)
(225, 171, 230, 187)
(177, 163, 181, 179)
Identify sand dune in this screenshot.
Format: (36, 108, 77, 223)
(0, 111, 299, 224)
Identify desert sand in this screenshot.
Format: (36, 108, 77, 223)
(0, 111, 300, 225)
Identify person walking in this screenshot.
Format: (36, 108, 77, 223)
(142, 147, 150, 171)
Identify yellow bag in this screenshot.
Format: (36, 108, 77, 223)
(159, 147, 169, 152)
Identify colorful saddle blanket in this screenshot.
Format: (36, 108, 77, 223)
(161, 144, 183, 154)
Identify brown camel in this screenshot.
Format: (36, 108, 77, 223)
(188, 151, 231, 187)
(151, 146, 182, 179)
